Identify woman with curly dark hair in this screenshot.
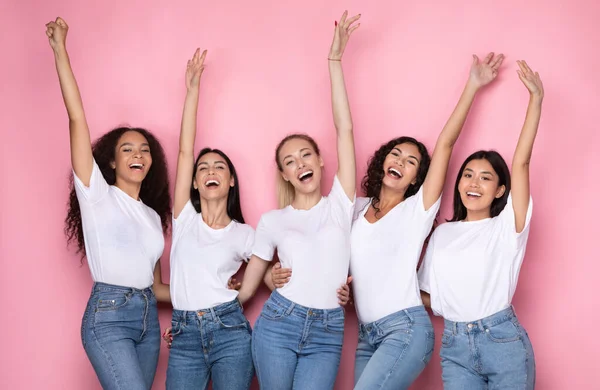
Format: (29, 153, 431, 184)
(46, 17, 171, 390)
(349, 52, 505, 389)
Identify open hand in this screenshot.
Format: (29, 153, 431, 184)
(186, 48, 207, 90)
(328, 11, 361, 61)
(469, 52, 504, 88)
(517, 60, 544, 99)
(271, 262, 292, 288)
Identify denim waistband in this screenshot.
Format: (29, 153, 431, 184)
(172, 299, 242, 323)
(269, 290, 344, 320)
(359, 305, 428, 329)
(444, 306, 517, 334)
(92, 281, 154, 296)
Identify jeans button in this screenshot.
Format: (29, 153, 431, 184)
(366, 326, 372, 332)
(467, 324, 473, 330)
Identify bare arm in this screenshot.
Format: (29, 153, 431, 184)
(511, 61, 544, 233)
(152, 260, 171, 303)
(46, 18, 93, 184)
(420, 291, 431, 308)
(422, 53, 504, 209)
(174, 49, 207, 218)
(329, 11, 360, 200)
(237, 255, 270, 304)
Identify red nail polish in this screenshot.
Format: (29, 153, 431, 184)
(335, 21, 338, 26)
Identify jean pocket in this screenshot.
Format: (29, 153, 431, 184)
(96, 293, 131, 312)
(325, 316, 345, 334)
(260, 301, 288, 321)
(422, 330, 435, 365)
(485, 320, 521, 343)
(441, 330, 454, 348)
(217, 310, 248, 329)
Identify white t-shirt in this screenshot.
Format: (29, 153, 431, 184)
(74, 160, 165, 289)
(418, 194, 533, 322)
(253, 175, 354, 309)
(170, 201, 254, 310)
(350, 187, 441, 324)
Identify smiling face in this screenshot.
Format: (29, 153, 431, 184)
(381, 142, 421, 192)
(278, 137, 324, 196)
(110, 130, 153, 185)
(193, 152, 234, 201)
(458, 158, 506, 217)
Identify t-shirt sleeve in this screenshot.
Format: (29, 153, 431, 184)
(73, 160, 110, 204)
(353, 197, 370, 222)
(252, 214, 276, 261)
(241, 227, 255, 263)
(409, 186, 441, 222)
(498, 193, 533, 248)
(328, 175, 356, 227)
(172, 200, 197, 243)
(417, 232, 436, 293)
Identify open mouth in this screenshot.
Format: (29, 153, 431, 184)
(298, 170, 313, 182)
(466, 191, 482, 199)
(205, 179, 220, 188)
(387, 167, 402, 179)
(129, 163, 144, 171)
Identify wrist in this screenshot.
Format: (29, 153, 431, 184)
(465, 78, 482, 92)
(529, 93, 543, 104)
(53, 45, 68, 58)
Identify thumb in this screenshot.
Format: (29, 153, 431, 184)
(56, 17, 66, 27)
(472, 55, 479, 66)
(346, 276, 353, 285)
(274, 262, 281, 270)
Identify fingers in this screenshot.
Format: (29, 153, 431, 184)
(339, 10, 348, 25)
(483, 52, 494, 64)
(348, 23, 360, 36)
(472, 54, 479, 66)
(274, 262, 281, 270)
(489, 53, 504, 70)
(346, 275, 353, 285)
(345, 14, 361, 27)
(199, 49, 207, 65)
(337, 284, 350, 305)
(56, 17, 67, 28)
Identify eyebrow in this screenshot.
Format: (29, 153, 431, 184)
(392, 147, 420, 163)
(464, 168, 494, 176)
(283, 148, 311, 160)
(119, 142, 150, 148)
(197, 160, 227, 166)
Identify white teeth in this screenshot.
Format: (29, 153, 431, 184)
(298, 171, 313, 179)
(467, 192, 482, 197)
(129, 163, 143, 169)
(205, 180, 220, 186)
(389, 168, 402, 177)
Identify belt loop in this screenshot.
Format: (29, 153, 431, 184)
(477, 319, 485, 331)
(403, 309, 414, 323)
(453, 321, 457, 335)
(285, 301, 295, 316)
(210, 307, 217, 322)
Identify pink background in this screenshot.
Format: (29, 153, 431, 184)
(1, 0, 598, 388)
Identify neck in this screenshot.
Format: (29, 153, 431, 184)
(291, 187, 322, 210)
(464, 208, 491, 222)
(377, 185, 408, 209)
(200, 197, 231, 228)
(114, 178, 142, 200)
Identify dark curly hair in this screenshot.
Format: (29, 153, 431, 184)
(448, 150, 510, 222)
(65, 127, 172, 259)
(361, 136, 431, 215)
(190, 147, 245, 224)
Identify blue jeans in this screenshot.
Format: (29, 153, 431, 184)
(166, 299, 254, 390)
(440, 306, 536, 389)
(252, 290, 345, 390)
(354, 305, 434, 390)
(81, 282, 160, 390)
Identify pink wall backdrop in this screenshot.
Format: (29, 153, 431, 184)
(1, 0, 598, 388)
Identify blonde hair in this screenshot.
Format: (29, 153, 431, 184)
(275, 133, 321, 209)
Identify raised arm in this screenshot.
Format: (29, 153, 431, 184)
(174, 49, 207, 218)
(422, 52, 504, 209)
(328, 11, 360, 200)
(237, 255, 270, 305)
(511, 60, 543, 233)
(46, 17, 93, 184)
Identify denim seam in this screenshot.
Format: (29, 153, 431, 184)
(89, 315, 123, 390)
(377, 331, 413, 389)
